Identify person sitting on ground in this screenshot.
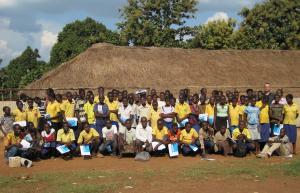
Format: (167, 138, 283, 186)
(257, 128, 292, 158)
(167, 123, 181, 145)
(4, 124, 22, 161)
(214, 125, 233, 156)
(135, 117, 153, 153)
(23, 123, 41, 161)
(152, 119, 168, 156)
(118, 119, 136, 158)
(56, 122, 77, 160)
(232, 121, 255, 155)
(0, 106, 14, 136)
(180, 122, 201, 156)
(199, 121, 216, 155)
(77, 122, 100, 159)
(99, 120, 118, 156)
(40, 122, 56, 159)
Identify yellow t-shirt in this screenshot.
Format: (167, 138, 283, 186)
(25, 107, 41, 128)
(256, 104, 270, 124)
(150, 108, 161, 129)
(205, 104, 214, 117)
(12, 108, 26, 122)
(180, 128, 199, 144)
(255, 100, 262, 108)
(239, 105, 247, 120)
(4, 132, 21, 147)
(61, 100, 75, 118)
(83, 102, 95, 124)
(56, 129, 75, 143)
(106, 100, 119, 122)
(94, 95, 109, 104)
(77, 128, 99, 144)
(175, 102, 191, 120)
(152, 126, 168, 140)
(232, 128, 251, 140)
(283, 103, 299, 125)
(229, 104, 241, 126)
(46, 101, 61, 123)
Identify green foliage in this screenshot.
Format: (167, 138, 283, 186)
(2, 47, 46, 88)
(234, 0, 300, 49)
(118, 0, 198, 47)
(191, 19, 236, 49)
(49, 17, 122, 67)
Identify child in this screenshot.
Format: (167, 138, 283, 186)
(152, 119, 168, 156)
(257, 96, 270, 146)
(0, 106, 14, 136)
(40, 122, 56, 159)
(118, 119, 136, 158)
(99, 120, 118, 156)
(283, 94, 299, 154)
(180, 122, 200, 156)
(244, 97, 260, 154)
(199, 121, 215, 155)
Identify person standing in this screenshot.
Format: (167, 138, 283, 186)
(283, 94, 299, 154)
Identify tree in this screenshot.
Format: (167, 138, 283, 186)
(234, 0, 300, 49)
(191, 19, 236, 49)
(3, 47, 44, 88)
(49, 17, 122, 67)
(19, 61, 49, 88)
(118, 0, 198, 47)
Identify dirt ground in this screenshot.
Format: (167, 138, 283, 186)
(1, 135, 300, 193)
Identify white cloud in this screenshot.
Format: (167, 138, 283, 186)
(41, 30, 57, 48)
(0, 39, 13, 66)
(205, 12, 229, 24)
(0, 0, 16, 8)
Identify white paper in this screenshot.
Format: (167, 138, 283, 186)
(20, 139, 31, 149)
(80, 145, 91, 156)
(189, 144, 198, 152)
(151, 142, 166, 151)
(198, 113, 208, 121)
(168, 143, 179, 157)
(97, 105, 103, 113)
(66, 117, 78, 127)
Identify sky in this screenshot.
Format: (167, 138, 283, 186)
(0, 0, 262, 67)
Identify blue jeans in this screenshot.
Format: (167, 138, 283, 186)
(6, 146, 21, 158)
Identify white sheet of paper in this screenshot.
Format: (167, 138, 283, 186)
(151, 142, 166, 151)
(20, 139, 31, 149)
(13, 121, 27, 127)
(189, 144, 198, 152)
(198, 113, 208, 121)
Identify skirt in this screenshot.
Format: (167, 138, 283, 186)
(247, 124, 261, 140)
(284, 124, 297, 143)
(260, 123, 270, 142)
(215, 116, 228, 131)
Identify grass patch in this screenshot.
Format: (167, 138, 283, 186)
(281, 158, 300, 176)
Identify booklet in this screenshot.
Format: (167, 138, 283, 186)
(168, 143, 179, 157)
(179, 119, 189, 128)
(151, 142, 166, 151)
(80, 145, 91, 156)
(66, 117, 78, 127)
(20, 139, 31, 149)
(189, 144, 198, 152)
(273, 124, 283, 136)
(13, 121, 27, 127)
(56, 145, 70, 154)
(198, 113, 208, 122)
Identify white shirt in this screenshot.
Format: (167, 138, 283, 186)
(135, 124, 152, 143)
(161, 105, 174, 122)
(158, 100, 166, 108)
(118, 105, 134, 122)
(120, 127, 136, 144)
(102, 125, 118, 140)
(41, 128, 55, 138)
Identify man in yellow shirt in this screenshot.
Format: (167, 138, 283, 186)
(61, 92, 75, 120)
(26, 98, 41, 130)
(150, 101, 161, 129)
(77, 122, 100, 158)
(56, 122, 76, 159)
(106, 92, 119, 126)
(232, 120, 255, 155)
(4, 124, 22, 159)
(152, 119, 168, 155)
(84, 94, 96, 126)
(283, 94, 299, 154)
(175, 95, 191, 127)
(180, 122, 200, 156)
(12, 100, 26, 122)
(46, 93, 62, 131)
(94, 87, 109, 104)
(229, 97, 242, 133)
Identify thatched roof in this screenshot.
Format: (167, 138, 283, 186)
(25, 43, 300, 96)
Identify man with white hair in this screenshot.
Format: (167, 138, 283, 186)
(264, 82, 275, 105)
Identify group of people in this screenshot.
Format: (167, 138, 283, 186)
(1, 83, 298, 162)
